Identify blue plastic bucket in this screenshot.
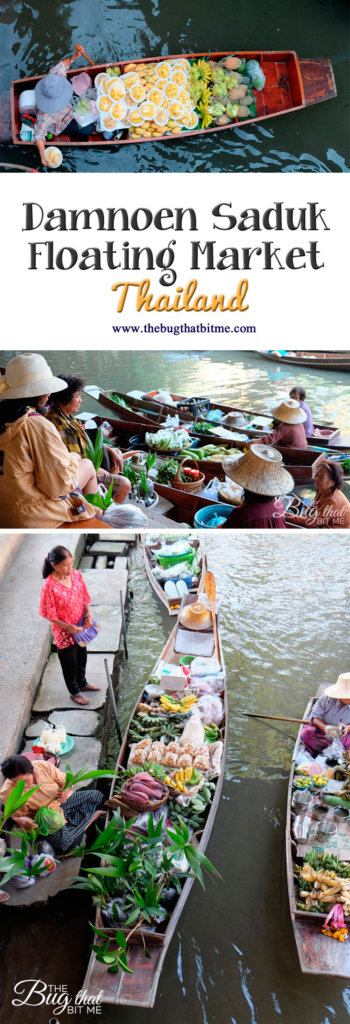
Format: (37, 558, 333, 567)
(194, 504, 233, 528)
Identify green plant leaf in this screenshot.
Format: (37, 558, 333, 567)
(118, 951, 133, 974)
(115, 930, 127, 951)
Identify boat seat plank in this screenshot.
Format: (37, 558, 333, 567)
(174, 627, 215, 657)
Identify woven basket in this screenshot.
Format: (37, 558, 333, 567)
(173, 457, 205, 493)
(120, 778, 169, 812)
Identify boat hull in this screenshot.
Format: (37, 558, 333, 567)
(286, 689, 350, 978)
(259, 352, 350, 372)
(144, 537, 207, 615)
(83, 607, 227, 1006)
(10, 50, 336, 147)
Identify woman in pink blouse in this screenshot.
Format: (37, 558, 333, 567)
(39, 545, 99, 706)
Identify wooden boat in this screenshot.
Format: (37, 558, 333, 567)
(286, 686, 350, 978)
(260, 352, 350, 372)
(144, 536, 207, 615)
(10, 51, 336, 148)
(84, 385, 346, 451)
(83, 592, 227, 1006)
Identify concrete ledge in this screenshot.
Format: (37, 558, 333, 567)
(0, 535, 24, 583)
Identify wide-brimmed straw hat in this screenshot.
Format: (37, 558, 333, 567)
(325, 674, 350, 700)
(0, 354, 67, 401)
(270, 398, 307, 425)
(35, 73, 73, 113)
(222, 444, 294, 497)
(178, 601, 212, 631)
(221, 411, 248, 429)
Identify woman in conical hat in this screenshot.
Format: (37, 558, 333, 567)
(286, 455, 350, 529)
(0, 353, 99, 528)
(248, 398, 308, 450)
(219, 444, 294, 530)
(301, 674, 350, 756)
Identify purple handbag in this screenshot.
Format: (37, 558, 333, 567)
(73, 616, 101, 646)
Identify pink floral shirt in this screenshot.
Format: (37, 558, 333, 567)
(39, 569, 91, 649)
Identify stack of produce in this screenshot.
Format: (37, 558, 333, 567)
(146, 427, 192, 450)
(121, 771, 168, 808)
(296, 853, 350, 915)
(97, 58, 198, 139)
(188, 54, 266, 130)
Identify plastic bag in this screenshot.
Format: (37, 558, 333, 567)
(197, 695, 224, 726)
(199, 477, 220, 501)
(72, 89, 98, 127)
(190, 657, 222, 677)
(34, 807, 64, 835)
(103, 502, 148, 527)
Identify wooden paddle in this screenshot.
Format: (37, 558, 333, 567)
(242, 712, 309, 725)
(81, 49, 95, 67)
(205, 571, 219, 661)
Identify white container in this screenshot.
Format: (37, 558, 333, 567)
(45, 147, 63, 169)
(19, 90, 36, 114)
(160, 665, 186, 693)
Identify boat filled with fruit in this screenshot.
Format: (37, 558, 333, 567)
(143, 534, 208, 615)
(11, 50, 336, 147)
(286, 687, 350, 978)
(83, 579, 227, 1007)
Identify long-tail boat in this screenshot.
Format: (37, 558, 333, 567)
(10, 51, 336, 148)
(286, 687, 350, 978)
(144, 536, 207, 615)
(260, 352, 350, 372)
(83, 591, 227, 1006)
(84, 385, 346, 451)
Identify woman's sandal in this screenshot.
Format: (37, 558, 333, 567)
(70, 693, 89, 706)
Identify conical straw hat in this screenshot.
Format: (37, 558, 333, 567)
(325, 673, 350, 700)
(222, 444, 294, 497)
(270, 398, 307, 424)
(178, 601, 212, 631)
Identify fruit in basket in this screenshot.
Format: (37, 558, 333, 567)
(140, 101, 156, 120)
(129, 84, 146, 103)
(111, 102, 127, 120)
(129, 107, 144, 126)
(156, 61, 172, 79)
(148, 88, 163, 106)
(124, 72, 140, 89)
(98, 95, 112, 112)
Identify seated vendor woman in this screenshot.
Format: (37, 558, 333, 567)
(286, 456, 350, 529)
(219, 444, 294, 529)
(301, 674, 350, 756)
(289, 387, 314, 438)
(34, 43, 92, 166)
(0, 755, 105, 855)
(0, 353, 100, 528)
(248, 399, 308, 450)
(46, 376, 131, 504)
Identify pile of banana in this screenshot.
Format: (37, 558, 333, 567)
(299, 863, 350, 914)
(159, 693, 198, 714)
(165, 766, 201, 793)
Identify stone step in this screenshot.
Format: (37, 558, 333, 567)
(112, 557, 128, 571)
(25, 718, 50, 739)
(89, 607, 122, 653)
(89, 541, 127, 556)
(95, 555, 107, 569)
(84, 567, 128, 605)
(48, 709, 99, 736)
(33, 653, 110, 712)
(99, 532, 137, 543)
(79, 555, 94, 570)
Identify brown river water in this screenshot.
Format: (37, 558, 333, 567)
(2, 534, 350, 1024)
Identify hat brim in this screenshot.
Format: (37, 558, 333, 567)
(270, 404, 307, 425)
(178, 609, 212, 631)
(35, 75, 73, 113)
(0, 376, 68, 401)
(324, 682, 350, 699)
(222, 454, 294, 496)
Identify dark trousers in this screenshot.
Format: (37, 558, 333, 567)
(57, 644, 87, 696)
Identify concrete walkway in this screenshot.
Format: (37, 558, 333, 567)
(0, 533, 83, 766)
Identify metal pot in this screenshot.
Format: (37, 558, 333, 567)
(333, 807, 350, 823)
(316, 820, 336, 841)
(312, 804, 329, 821)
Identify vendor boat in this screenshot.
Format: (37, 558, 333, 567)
(84, 385, 346, 451)
(81, 411, 348, 496)
(83, 590, 227, 1007)
(144, 536, 207, 615)
(286, 686, 350, 977)
(260, 352, 350, 372)
(10, 51, 336, 148)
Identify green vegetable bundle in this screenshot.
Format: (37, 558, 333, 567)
(35, 807, 64, 835)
